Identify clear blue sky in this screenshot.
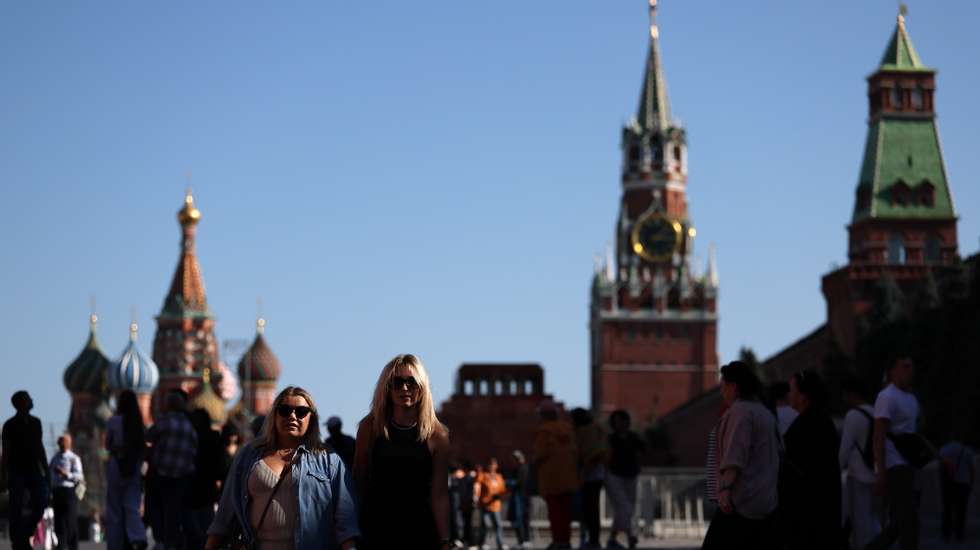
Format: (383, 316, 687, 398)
(2, 1, 978, 432)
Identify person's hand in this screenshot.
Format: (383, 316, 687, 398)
(873, 472, 886, 496)
(718, 488, 733, 514)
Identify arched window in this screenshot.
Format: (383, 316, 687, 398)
(673, 145, 682, 162)
(525, 380, 534, 396)
(911, 88, 923, 110)
(509, 380, 518, 395)
(888, 233, 906, 264)
(479, 380, 489, 396)
(924, 233, 941, 263)
(494, 380, 503, 395)
(464, 380, 474, 396)
(891, 86, 903, 110)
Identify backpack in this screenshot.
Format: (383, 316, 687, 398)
(853, 407, 875, 469)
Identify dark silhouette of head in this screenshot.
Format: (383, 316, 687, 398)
(11, 390, 32, 413)
(720, 361, 763, 403)
(609, 409, 631, 433)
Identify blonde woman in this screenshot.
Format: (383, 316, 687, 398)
(205, 387, 359, 550)
(353, 354, 451, 550)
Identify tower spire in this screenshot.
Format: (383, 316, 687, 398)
(163, 189, 209, 316)
(637, 0, 671, 133)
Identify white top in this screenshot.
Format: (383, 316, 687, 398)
(873, 384, 919, 469)
(776, 405, 798, 437)
(838, 405, 875, 483)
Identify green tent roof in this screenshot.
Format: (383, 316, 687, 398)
(878, 13, 931, 72)
(854, 117, 955, 222)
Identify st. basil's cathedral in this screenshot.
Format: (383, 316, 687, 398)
(61, 191, 282, 520)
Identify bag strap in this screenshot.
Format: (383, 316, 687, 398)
(254, 454, 296, 535)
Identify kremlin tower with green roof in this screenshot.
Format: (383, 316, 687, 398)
(823, 8, 960, 355)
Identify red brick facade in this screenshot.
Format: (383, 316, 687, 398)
(438, 363, 565, 465)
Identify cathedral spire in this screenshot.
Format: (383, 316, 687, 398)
(162, 189, 210, 317)
(637, 0, 671, 133)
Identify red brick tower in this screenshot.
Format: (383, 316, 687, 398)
(152, 190, 221, 411)
(822, 9, 959, 355)
(590, 0, 719, 426)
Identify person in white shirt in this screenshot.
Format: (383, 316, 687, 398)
(838, 377, 879, 549)
(769, 381, 798, 437)
(49, 434, 84, 550)
(866, 357, 920, 550)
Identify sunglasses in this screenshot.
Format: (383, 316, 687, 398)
(389, 376, 419, 391)
(276, 404, 313, 420)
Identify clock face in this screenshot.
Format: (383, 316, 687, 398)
(631, 213, 681, 262)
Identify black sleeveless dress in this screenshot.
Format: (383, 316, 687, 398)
(360, 422, 439, 549)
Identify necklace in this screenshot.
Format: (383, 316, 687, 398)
(390, 419, 418, 430)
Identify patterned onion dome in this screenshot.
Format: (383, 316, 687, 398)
(64, 315, 113, 394)
(108, 322, 160, 394)
(189, 368, 227, 424)
(237, 318, 281, 384)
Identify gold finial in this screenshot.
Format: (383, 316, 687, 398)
(649, 0, 659, 39)
(256, 317, 266, 335)
(90, 314, 98, 329)
(202, 367, 211, 385)
(898, 3, 908, 26)
(177, 187, 202, 226)
(129, 322, 139, 341)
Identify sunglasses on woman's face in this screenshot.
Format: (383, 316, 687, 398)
(276, 404, 312, 420)
(389, 376, 419, 391)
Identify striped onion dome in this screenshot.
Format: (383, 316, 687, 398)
(189, 368, 227, 424)
(108, 322, 160, 394)
(237, 318, 281, 384)
(64, 315, 112, 395)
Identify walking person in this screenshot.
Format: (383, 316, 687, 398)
(605, 410, 644, 550)
(49, 434, 84, 550)
(323, 416, 356, 469)
(532, 399, 578, 550)
(104, 390, 148, 550)
(186, 409, 223, 550)
(701, 361, 779, 550)
(476, 459, 507, 550)
(938, 436, 975, 543)
(571, 408, 607, 550)
(1, 391, 50, 550)
(507, 452, 531, 549)
(839, 377, 879, 549)
(770, 382, 798, 437)
(206, 386, 359, 550)
(147, 390, 198, 550)
(780, 370, 842, 550)
(353, 354, 451, 550)
(865, 357, 922, 550)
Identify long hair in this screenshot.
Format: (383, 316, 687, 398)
(365, 353, 444, 442)
(115, 390, 145, 451)
(253, 386, 325, 453)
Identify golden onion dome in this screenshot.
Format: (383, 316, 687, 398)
(189, 368, 227, 425)
(177, 189, 202, 226)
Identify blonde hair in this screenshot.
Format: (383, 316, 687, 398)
(365, 353, 444, 442)
(254, 386, 324, 453)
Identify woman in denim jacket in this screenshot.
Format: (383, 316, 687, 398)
(205, 386, 359, 550)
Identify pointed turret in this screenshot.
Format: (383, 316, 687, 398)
(162, 189, 210, 317)
(879, 7, 927, 71)
(705, 245, 719, 290)
(637, 0, 671, 133)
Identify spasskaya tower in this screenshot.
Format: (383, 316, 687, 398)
(590, 0, 719, 426)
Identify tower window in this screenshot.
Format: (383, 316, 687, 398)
(911, 88, 923, 110)
(888, 233, 906, 264)
(629, 145, 640, 162)
(890, 86, 902, 110)
(918, 181, 935, 207)
(673, 145, 682, 162)
(924, 233, 941, 263)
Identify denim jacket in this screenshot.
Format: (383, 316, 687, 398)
(208, 442, 359, 550)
